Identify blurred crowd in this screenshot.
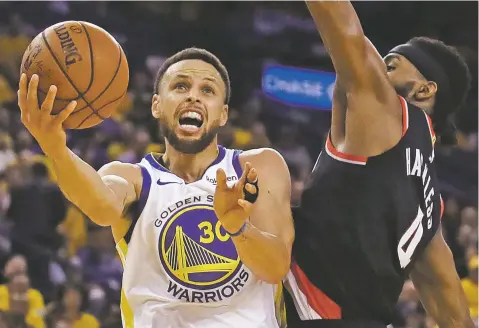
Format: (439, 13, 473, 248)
(0, 2, 476, 328)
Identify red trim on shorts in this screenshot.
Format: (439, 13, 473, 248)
(290, 261, 342, 319)
(398, 96, 409, 136)
(326, 135, 368, 165)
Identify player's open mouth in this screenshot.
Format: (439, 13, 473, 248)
(178, 111, 204, 133)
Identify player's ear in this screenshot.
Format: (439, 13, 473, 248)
(220, 104, 228, 127)
(415, 81, 437, 101)
(152, 94, 161, 119)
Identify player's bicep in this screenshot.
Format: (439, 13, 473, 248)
(98, 161, 142, 215)
(409, 228, 471, 326)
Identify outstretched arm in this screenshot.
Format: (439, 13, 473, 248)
(306, 1, 402, 155)
(410, 228, 474, 328)
(18, 74, 141, 228)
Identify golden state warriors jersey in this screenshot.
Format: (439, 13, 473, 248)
(116, 146, 284, 328)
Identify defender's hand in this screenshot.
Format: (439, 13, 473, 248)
(214, 162, 258, 234)
(18, 73, 77, 157)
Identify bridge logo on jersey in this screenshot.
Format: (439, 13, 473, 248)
(158, 202, 249, 303)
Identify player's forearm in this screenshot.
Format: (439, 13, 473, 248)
(306, 1, 369, 86)
(232, 220, 290, 284)
(416, 280, 474, 328)
(48, 147, 122, 225)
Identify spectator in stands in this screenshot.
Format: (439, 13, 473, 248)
(45, 283, 99, 328)
(0, 132, 16, 173)
(76, 227, 122, 316)
(458, 206, 478, 252)
(275, 125, 312, 180)
(2, 255, 27, 281)
(288, 163, 304, 206)
(461, 255, 478, 320)
(0, 273, 45, 328)
(8, 162, 67, 301)
(117, 127, 152, 164)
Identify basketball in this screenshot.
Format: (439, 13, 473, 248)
(20, 21, 129, 129)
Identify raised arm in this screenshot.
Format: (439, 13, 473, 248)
(18, 74, 142, 228)
(306, 1, 403, 155)
(410, 228, 474, 328)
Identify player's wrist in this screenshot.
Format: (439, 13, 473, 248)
(224, 219, 250, 238)
(42, 143, 69, 160)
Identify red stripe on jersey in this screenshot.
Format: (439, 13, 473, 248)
(425, 113, 436, 145)
(398, 96, 409, 136)
(326, 135, 368, 164)
(290, 261, 342, 319)
(440, 195, 444, 219)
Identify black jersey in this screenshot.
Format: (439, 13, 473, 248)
(286, 97, 444, 326)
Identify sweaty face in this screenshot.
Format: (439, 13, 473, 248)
(152, 59, 228, 154)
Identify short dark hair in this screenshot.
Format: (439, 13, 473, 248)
(153, 47, 231, 104)
(407, 37, 471, 144)
(31, 162, 48, 178)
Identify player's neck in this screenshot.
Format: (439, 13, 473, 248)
(163, 141, 219, 183)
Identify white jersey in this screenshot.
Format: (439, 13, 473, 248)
(116, 146, 285, 328)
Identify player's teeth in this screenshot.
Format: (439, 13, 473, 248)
(182, 124, 199, 129)
(181, 111, 202, 121)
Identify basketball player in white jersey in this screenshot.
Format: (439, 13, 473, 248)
(17, 48, 294, 328)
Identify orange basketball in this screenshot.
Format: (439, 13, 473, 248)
(20, 21, 129, 129)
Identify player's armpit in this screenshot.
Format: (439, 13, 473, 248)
(235, 148, 294, 284)
(409, 228, 474, 328)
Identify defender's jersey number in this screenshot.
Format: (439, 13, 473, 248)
(397, 206, 430, 269)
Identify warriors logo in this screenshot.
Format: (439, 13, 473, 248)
(159, 203, 250, 303)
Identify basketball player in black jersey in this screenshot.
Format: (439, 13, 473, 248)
(284, 1, 474, 328)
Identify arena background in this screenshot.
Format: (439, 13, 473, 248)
(0, 1, 477, 327)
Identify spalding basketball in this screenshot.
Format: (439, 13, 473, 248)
(20, 21, 129, 129)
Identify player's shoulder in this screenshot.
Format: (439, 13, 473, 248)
(239, 147, 286, 166)
(98, 161, 143, 190)
(99, 160, 142, 175)
(239, 148, 290, 178)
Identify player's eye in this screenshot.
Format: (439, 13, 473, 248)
(386, 65, 396, 72)
(174, 83, 188, 91)
(202, 86, 214, 94)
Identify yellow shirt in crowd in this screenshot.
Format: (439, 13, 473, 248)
(461, 277, 478, 317)
(0, 285, 45, 328)
(68, 313, 100, 328)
